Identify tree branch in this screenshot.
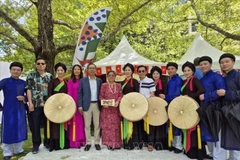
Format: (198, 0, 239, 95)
(0, 32, 35, 53)
(55, 44, 75, 54)
(220, 37, 228, 50)
(102, 0, 152, 42)
(102, 20, 136, 42)
(25, 4, 34, 12)
(190, 0, 240, 40)
(161, 17, 197, 24)
(0, 10, 39, 50)
(53, 19, 80, 30)
(119, 0, 151, 26)
(29, 0, 38, 7)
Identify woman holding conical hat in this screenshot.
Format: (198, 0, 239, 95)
(48, 62, 70, 151)
(148, 66, 168, 151)
(120, 63, 142, 150)
(181, 61, 207, 160)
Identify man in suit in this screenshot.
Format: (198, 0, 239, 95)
(78, 63, 102, 151)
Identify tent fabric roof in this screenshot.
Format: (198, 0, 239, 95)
(178, 33, 240, 70)
(0, 61, 11, 80)
(95, 36, 164, 74)
(0, 62, 11, 105)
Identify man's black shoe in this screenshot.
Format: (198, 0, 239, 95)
(84, 145, 91, 151)
(95, 144, 101, 150)
(174, 148, 183, 154)
(32, 147, 39, 154)
(205, 155, 213, 159)
(3, 156, 12, 160)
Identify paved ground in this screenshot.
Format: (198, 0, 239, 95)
(22, 145, 194, 160)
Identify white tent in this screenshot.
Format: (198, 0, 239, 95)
(0, 62, 11, 104)
(95, 36, 166, 74)
(178, 33, 240, 70)
(0, 62, 11, 124)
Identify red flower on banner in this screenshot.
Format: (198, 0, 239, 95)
(115, 65, 121, 74)
(96, 68, 102, 76)
(161, 66, 167, 74)
(106, 66, 112, 73)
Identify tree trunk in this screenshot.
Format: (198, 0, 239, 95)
(36, 0, 56, 74)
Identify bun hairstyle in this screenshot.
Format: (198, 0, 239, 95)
(182, 61, 196, 73)
(150, 66, 162, 76)
(54, 62, 67, 72)
(123, 63, 134, 73)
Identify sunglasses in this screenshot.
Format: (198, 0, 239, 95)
(37, 63, 45, 65)
(138, 70, 145, 73)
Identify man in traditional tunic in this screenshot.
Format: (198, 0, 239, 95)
(219, 53, 240, 160)
(193, 57, 204, 80)
(0, 62, 27, 160)
(198, 56, 226, 160)
(160, 62, 183, 154)
(25, 57, 53, 154)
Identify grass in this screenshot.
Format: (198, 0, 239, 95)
(0, 122, 94, 159)
(0, 127, 42, 160)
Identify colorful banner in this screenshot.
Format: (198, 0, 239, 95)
(72, 8, 112, 67)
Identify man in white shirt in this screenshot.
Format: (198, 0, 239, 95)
(138, 65, 155, 150)
(138, 65, 155, 98)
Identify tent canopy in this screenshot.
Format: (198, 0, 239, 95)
(0, 61, 11, 80)
(178, 33, 240, 70)
(0, 62, 11, 104)
(95, 36, 166, 74)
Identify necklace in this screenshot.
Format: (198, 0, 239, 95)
(108, 82, 116, 94)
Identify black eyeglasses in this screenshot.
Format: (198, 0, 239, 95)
(108, 74, 115, 77)
(37, 63, 45, 65)
(138, 70, 145, 73)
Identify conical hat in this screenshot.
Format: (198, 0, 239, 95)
(168, 96, 200, 129)
(144, 97, 168, 126)
(120, 92, 148, 122)
(44, 93, 76, 123)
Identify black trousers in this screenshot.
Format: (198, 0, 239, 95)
(123, 120, 144, 150)
(147, 125, 168, 150)
(28, 107, 49, 148)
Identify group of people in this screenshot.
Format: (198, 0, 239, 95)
(0, 53, 240, 160)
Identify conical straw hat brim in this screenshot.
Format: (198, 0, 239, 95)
(44, 93, 76, 123)
(120, 92, 148, 122)
(168, 96, 200, 129)
(144, 97, 168, 126)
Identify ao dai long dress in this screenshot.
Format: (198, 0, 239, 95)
(148, 80, 168, 150)
(67, 79, 86, 148)
(181, 77, 207, 160)
(221, 69, 240, 150)
(0, 77, 27, 144)
(120, 78, 142, 149)
(48, 78, 69, 150)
